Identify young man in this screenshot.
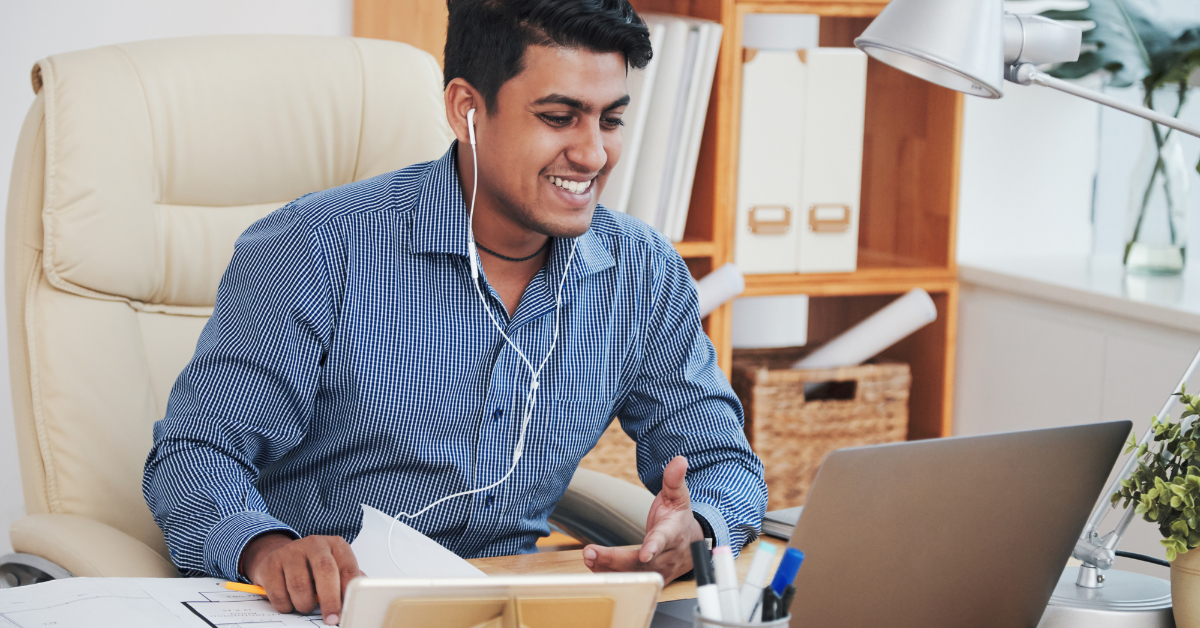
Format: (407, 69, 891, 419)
(143, 0, 766, 624)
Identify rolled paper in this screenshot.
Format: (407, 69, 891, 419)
(695, 263, 746, 318)
(792, 288, 937, 370)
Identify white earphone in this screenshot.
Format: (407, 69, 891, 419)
(388, 106, 579, 562)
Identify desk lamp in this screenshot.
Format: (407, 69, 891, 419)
(854, 0, 1199, 624)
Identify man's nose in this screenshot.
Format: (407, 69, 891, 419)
(566, 120, 608, 174)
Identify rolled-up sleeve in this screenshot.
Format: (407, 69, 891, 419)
(143, 205, 332, 579)
(616, 251, 768, 555)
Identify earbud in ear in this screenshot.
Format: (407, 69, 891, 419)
(467, 108, 476, 147)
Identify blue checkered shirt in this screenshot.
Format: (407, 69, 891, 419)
(143, 145, 767, 580)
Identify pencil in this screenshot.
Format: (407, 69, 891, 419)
(225, 581, 268, 596)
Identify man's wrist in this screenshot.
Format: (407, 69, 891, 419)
(694, 512, 715, 546)
(239, 532, 295, 580)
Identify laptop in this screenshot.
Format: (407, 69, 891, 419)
(652, 421, 1130, 627)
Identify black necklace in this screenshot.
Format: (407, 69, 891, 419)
(475, 239, 550, 262)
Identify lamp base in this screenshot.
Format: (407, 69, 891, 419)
(1038, 567, 1173, 627)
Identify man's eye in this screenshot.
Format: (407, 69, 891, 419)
(602, 117, 625, 129)
(540, 114, 572, 126)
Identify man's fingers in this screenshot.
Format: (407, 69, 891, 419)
(282, 549, 318, 615)
(330, 538, 363, 600)
(309, 544, 342, 624)
(258, 561, 294, 615)
(639, 526, 671, 564)
(583, 545, 641, 573)
(660, 456, 690, 505)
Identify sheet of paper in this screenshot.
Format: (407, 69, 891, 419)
(0, 578, 190, 628)
(350, 504, 486, 579)
(140, 577, 323, 628)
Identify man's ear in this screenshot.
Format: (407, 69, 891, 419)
(445, 78, 484, 146)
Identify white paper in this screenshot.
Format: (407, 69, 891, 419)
(140, 577, 322, 628)
(793, 288, 937, 369)
(0, 578, 191, 628)
(350, 504, 485, 579)
(695, 263, 746, 318)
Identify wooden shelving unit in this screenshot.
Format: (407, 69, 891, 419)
(354, 0, 961, 439)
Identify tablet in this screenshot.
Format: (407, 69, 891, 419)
(341, 573, 663, 628)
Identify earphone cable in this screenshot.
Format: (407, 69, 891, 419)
(387, 122, 578, 567)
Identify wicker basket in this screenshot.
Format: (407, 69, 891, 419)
(732, 347, 911, 510)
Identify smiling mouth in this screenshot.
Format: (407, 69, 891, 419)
(547, 175, 593, 195)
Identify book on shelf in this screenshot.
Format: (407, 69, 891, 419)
(599, 22, 664, 215)
(615, 13, 721, 242)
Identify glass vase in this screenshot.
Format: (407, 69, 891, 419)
(1123, 113, 1190, 275)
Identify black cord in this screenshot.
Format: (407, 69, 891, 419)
(1116, 550, 1171, 568)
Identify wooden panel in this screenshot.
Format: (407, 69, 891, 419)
(354, 0, 448, 66)
(672, 240, 716, 258)
(815, 16, 964, 270)
(858, 61, 962, 267)
(743, 265, 956, 297)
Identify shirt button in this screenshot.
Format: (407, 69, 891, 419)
(493, 408, 502, 423)
(486, 495, 495, 507)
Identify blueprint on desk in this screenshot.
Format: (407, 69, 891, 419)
(0, 578, 323, 628)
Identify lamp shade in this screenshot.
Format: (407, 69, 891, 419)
(854, 0, 1005, 98)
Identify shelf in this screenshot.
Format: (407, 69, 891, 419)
(744, 267, 955, 297)
(742, 249, 956, 297)
(673, 239, 716, 259)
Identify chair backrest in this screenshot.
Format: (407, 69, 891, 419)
(5, 35, 454, 557)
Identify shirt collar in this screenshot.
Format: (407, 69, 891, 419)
(409, 142, 615, 280)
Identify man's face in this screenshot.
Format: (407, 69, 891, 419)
(475, 45, 629, 238)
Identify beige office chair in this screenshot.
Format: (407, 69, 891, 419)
(1, 35, 651, 585)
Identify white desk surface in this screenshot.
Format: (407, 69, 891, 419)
(960, 255, 1200, 334)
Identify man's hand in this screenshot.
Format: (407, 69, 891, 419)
(582, 455, 705, 584)
(240, 533, 364, 626)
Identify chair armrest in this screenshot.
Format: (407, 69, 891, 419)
(9, 514, 179, 578)
(548, 468, 655, 547)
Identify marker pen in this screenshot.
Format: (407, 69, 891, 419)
(738, 542, 778, 621)
(779, 584, 796, 618)
(771, 548, 805, 596)
(760, 585, 780, 621)
(690, 540, 721, 621)
(711, 546, 741, 622)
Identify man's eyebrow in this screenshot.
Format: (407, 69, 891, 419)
(605, 94, 631, 111)
(531, 93, 631, 112)
(533, 93, 589, 111)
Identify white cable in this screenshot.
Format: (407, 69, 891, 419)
(387, 108, 578, 567)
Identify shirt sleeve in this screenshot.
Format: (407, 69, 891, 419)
(142, 205, 333, 579)
(614, 250, 769, 555)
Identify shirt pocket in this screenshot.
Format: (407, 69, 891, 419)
(521, 399, 614, 509)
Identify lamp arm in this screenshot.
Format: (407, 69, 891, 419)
(1007, 63, 1200, 139)
(1071, 343, 1200, 581)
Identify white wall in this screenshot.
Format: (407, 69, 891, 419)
(0, 0, 353, 557)
(957, 78, 1101, 261)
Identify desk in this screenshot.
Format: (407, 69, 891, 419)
(467, 537, 788, 602)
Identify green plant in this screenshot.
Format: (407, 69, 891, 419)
(1111, 387, 1200, 561)
(1041, 0, 1200, 175)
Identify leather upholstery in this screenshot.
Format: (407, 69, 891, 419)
(6, 35, 454, 576)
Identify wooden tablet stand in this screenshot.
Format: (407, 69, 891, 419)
(383, 596, 615, 628)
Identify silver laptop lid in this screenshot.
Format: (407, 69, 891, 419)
(786, 421, 1131, 627)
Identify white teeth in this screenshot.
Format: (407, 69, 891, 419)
(549, 176, 591, 194)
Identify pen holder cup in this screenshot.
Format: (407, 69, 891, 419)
(692, 609, 791, 627)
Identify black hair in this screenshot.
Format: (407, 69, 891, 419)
(444, 0, 653, 112)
